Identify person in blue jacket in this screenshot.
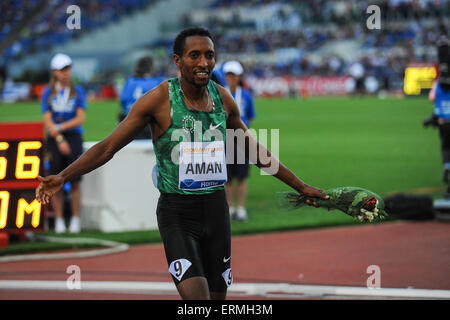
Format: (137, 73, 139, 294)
(430, 39, 450, 185)
(41, 53, 86, 233)
(223, 60, 256, 221)
(120, 56, 163, 139)
(211, 64, 226, 86)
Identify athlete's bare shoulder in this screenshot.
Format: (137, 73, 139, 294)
(139, 80, 169, 111)
(213, 81, 227, 95)
(130, 80, 171, 139)
(126, 80, 168, 119)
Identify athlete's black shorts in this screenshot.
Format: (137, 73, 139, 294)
(46, 132, 83, 183)
(156, 189, 232, 292)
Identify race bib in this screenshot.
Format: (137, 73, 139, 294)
(179, 141, 227, 190)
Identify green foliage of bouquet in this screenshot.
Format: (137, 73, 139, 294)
(277, 186, 388, 222)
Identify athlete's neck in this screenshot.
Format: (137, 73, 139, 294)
(179, 77, 208, 101)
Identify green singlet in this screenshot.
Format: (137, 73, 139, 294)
(152, 77, 227, 195)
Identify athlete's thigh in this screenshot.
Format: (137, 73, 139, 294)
(201, 191, 233, 293)
(156, 194, 206, 285)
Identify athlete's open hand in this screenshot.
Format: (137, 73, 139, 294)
(298, 184, 329, 207)
(35, 175, 64, 205)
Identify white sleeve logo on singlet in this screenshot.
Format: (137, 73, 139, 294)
(169, 258, 192, 281)
(151, 165, 159, 188)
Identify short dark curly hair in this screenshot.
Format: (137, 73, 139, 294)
(173, 27, 214, 57)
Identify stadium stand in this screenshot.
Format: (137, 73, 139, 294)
(1, 0, 449, 99)
(143, 0, 449, 94)
(0, 0, 155, 62)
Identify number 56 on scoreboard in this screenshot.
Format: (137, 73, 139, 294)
(0, 122, 45, 231)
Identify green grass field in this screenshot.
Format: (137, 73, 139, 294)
(0, 96, 443, 254)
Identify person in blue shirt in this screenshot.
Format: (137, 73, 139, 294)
(41, 53, 87, 233)
(223, 60, 256, 221)
(429, 38, 450, 185)
(119, 56, 163, 139)
(211, 64, 226, 86)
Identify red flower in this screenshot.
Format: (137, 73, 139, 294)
(363, 196, 377, 211)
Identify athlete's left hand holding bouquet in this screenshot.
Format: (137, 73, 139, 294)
(278, 186, 388, 222)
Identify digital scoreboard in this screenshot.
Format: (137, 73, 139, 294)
(403, 63, 437, 95)
(0, 122, 45, 231)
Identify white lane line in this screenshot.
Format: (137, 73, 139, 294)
(1, 281, 449, 299)
(0, 235, 129, 262)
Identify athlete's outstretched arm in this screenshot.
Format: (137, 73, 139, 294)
(217, 85, 329, 205)
(36, 83, 166, 204)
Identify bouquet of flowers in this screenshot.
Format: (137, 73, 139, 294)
(277, 186, 388, 222)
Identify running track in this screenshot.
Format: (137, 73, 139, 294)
(0, 221, 449, 300)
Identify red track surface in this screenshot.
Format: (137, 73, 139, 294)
(1, 221, 449, 300)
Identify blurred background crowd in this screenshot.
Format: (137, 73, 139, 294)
(0, 0, 449, 101)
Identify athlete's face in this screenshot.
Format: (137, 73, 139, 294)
(175, 35, 215, 87)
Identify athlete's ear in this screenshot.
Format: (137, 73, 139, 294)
(173, 54, 181, 68)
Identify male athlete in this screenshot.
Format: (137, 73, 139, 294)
(36, 27, 328, 300)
